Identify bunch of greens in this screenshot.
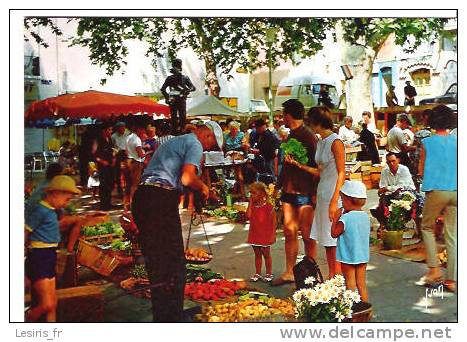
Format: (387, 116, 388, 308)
(280, 138, 309, 165)
(186, 265, 224, 283)
(81, 222, 125, 237)
(110, 239, 132, 251)
(131, 264, 148, 279)
(204, 207, 239, 221)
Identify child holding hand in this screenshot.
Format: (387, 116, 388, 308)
(331, 180, 370, 302)
(246, 182, 276, 282)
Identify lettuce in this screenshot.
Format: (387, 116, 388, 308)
(280, 138, 309, 165)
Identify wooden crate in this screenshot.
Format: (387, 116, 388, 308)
(56, 250, 78, 288)
(25, 285, 103, 322)
(77, 239, 120, 276)
(349, 173, 362, 180)
(82, 233, 119, 244)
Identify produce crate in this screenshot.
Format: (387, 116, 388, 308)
(25, 285, 103, 322)
(82, 233, 119, 244)
(76, 239, 120, 276)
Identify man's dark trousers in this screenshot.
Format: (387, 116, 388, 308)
(169, 98, 187, 134)
(98, 166, 114, 210)
(132, 185, 186, 322)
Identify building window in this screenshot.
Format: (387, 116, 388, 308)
(410, 68, 431, 96)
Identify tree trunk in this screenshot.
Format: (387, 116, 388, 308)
(335, 24, 377, 125)
(205, 56, 220, 97)
(341, 44, 376, 125)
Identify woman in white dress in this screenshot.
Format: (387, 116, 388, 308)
(285, 107, 345, 278)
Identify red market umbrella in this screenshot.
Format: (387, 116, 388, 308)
(25, 90, 170, 121)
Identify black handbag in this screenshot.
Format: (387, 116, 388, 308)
(293, 256, 324, 290)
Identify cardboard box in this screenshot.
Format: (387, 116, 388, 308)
(349, 173, 362, 180)
(362, 174, 371, 181)
(350, 162, 362, 173)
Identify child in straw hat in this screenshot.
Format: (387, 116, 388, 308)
(25, 175, 81, 322)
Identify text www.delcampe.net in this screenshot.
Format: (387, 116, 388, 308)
(279, 326, 453, 341)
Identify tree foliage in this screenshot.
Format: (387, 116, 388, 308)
(339, 18, 450, 54)
(67, 17, 333, 88)
(24, 18, 63, 48)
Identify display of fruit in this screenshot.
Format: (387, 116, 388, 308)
(185, 248, 212, 262)
(184, 279, 244, 301)
(196, 297, 295, 322)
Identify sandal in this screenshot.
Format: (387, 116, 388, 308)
(443, 281, 456, 293)
(250, 274, 263, 282)
(263, 274, 274, 282)
(271, 276, 295, 287)
(415, 275, 443, 287)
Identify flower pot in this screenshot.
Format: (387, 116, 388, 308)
(382, 230, 404, 250)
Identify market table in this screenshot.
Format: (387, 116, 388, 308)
(202, 159, 248, 198)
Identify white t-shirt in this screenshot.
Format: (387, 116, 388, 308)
(338, 125, 358, 144)
(111, 131, 129, 151)
(387, 126, 407, 153)
(403, 128, 414, 146)
(379, 164, 415, 192)
(126, 133, 144, 162)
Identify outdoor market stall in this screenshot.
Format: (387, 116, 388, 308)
(25, 90, 170, 121)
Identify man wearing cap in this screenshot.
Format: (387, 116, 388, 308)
(161, 58, 196, 134)
(132, 121, 223, 322)
(386, 114, 416, 167)
(25, 175, 81, 322)
(404, 80, 417, 106)
(111, 121, 129, 197)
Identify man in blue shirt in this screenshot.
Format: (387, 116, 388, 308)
(132, 121, 223, 322)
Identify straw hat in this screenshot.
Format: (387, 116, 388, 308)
(45, 175, 81, 194)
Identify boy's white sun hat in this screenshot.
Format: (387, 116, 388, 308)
(340, 180, 367, 199)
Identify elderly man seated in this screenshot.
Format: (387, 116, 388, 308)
(371, 152, 423, 234)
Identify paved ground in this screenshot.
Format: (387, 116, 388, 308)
(77, 188, 456, 323)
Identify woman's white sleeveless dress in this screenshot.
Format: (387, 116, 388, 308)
(310, 133, 341, 247)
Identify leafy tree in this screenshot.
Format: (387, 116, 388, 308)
(68, 17, 332, 95)
(24, 18, 63, 48)
(336, 18, 450, 124)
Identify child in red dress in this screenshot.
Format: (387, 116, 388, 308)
(246, 182, 277, 282)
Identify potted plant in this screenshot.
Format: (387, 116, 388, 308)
(382, 191, 417, 250)
(292, 275, 363, 322)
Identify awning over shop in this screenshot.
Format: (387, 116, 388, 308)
(25, 90, 170, 121)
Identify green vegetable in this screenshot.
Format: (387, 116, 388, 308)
(131, 264, 148, 279)
(110, 239, 131, 251)
(185, 265, 223, 282)
(81, 222, 124, 237)
(280, 138, 309, 165)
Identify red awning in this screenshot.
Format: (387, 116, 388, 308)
(25, 90, 170, 121)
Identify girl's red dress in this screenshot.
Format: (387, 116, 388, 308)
(247, 203, 276, 246)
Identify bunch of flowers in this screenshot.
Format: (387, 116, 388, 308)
(266, 183, 281, 210)
(386, 191, 417, 231)
(292, 275, 361, 322)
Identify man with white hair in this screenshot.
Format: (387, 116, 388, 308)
(132, 121, 223, 322)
